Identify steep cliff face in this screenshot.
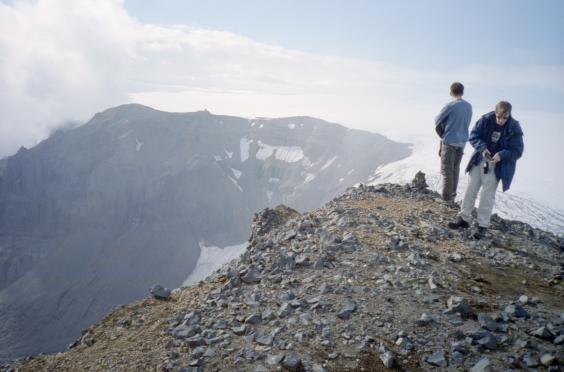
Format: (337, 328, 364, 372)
(0, 104, 410, 360)
(6, 178, 562, 371)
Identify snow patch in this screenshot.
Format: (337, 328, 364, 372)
(135, 138, 143, 152)
(228, 176, 243, 192)
(268, 177, 280, 183)
(119, 130, 132, 139)
(255, 141, 304, 163)
(304, 173, 316, 183)
(240, 137, 252, 162)
(339, 178, 345, 183)
(182, 242, 248, 286)
(224, 149, 233, 159)
(302, 157, 312, 168)
(259, 124, 264, 128)
(288, 123, 296, 129)
(231, 168, 242, 179)
(213, 155, 222, 161)
(320, 156, 337, 171)
(267, 191, 273, 203)
(347, 169, 355, 176)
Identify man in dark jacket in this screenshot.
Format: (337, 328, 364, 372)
(448, 101, 524, 239)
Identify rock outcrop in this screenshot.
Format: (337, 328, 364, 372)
(4, 176, 563, 371)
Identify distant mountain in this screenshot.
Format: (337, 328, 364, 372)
(0, 104, 410, 360)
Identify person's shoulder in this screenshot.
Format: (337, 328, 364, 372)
(481, 111, 495, 120)
(508, 117, 523, 134)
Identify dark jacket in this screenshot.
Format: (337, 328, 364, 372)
(465, 111, 524, 191)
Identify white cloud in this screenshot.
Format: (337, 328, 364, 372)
(0, 0, 134, 156)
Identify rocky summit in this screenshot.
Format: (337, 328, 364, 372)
(5, 174, 563, 371)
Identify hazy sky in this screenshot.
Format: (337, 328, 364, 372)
(0, 0, 563, 208)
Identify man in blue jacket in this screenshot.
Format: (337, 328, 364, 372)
(448, 101, 524, 239)
(435, 82, 473, 202)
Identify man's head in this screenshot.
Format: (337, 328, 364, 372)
(450, 82, 464, 98)
(495, 101, 512, 125)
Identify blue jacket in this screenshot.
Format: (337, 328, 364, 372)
(465, 111, 524, 191)
(435, 99, 473, 146)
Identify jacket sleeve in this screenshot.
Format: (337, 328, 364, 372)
(468, 117, 488, 152)
(435, 104, 451, 126)
(498, 123, 524, 161)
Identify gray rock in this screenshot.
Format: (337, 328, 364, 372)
(504, 303, 528, 318)
(261, 309, 275, 321)
(477, 333, 497, 350)
(312, 364, 328, 372)
(417, 313, 435, 326)
(185, 336, 206, 347)
(172, 324, 200, 339)
(255, 334, 273, 346)
(337, 298, 357, 320)
(289, 299, 304, 308)
(523, 353, 539, 368)
(150, 284, 171, 300)
(444, 296, 472, 319)
(253, 365, 268, 372)
(282, 352, 302, 371)
(448, 252, 463, 262)
(426, 351, 447, 367)
(411, 171, 428, 190)
(470, 357, 492, 372)
(451, 340, 468, 354)
(477, 313, 505, 332)
(554, 334, 564, 344)
(245, 313, 262, 325)
(279, 291, 296, 302)
(190, 346, 206, 359)
(203, 348, 216, 358)
(266, 353, 285, 366)
(540, 353, 556, 366)
(379, 351, 394, 368)
(451, 351, 464, 364)
(241, 268, 263, 284)
(231, 325, 246, 335)
(278, 303, 291, 318)
(531, 326, 554, 340)
(319, 283, 334, 294)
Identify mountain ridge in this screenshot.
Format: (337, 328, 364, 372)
(4, 176, 562, 371)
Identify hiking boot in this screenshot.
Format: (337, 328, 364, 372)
(447, 217, 469, 230)
(473, 226, 488, 240)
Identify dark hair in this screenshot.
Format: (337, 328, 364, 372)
(495, 101, 512, 115)
(450, 82, 464, 96)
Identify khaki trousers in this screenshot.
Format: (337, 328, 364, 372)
(459, 160, 499, 228)
(440, 142, 464, 201)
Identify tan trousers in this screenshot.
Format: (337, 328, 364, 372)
(459, 160, 499, 228)
(440, 142, 464, 201)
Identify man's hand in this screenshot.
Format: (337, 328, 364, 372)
(492, 153, 502, 163)
(482, 149, 491, 159)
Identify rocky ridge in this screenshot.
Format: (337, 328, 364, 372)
(5, 174, 563, 371)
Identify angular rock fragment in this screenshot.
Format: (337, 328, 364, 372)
(150, 284, 171, 300)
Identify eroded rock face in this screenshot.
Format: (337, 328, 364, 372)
(8, 181, 563, 371)
(249, 205, 301, 244)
